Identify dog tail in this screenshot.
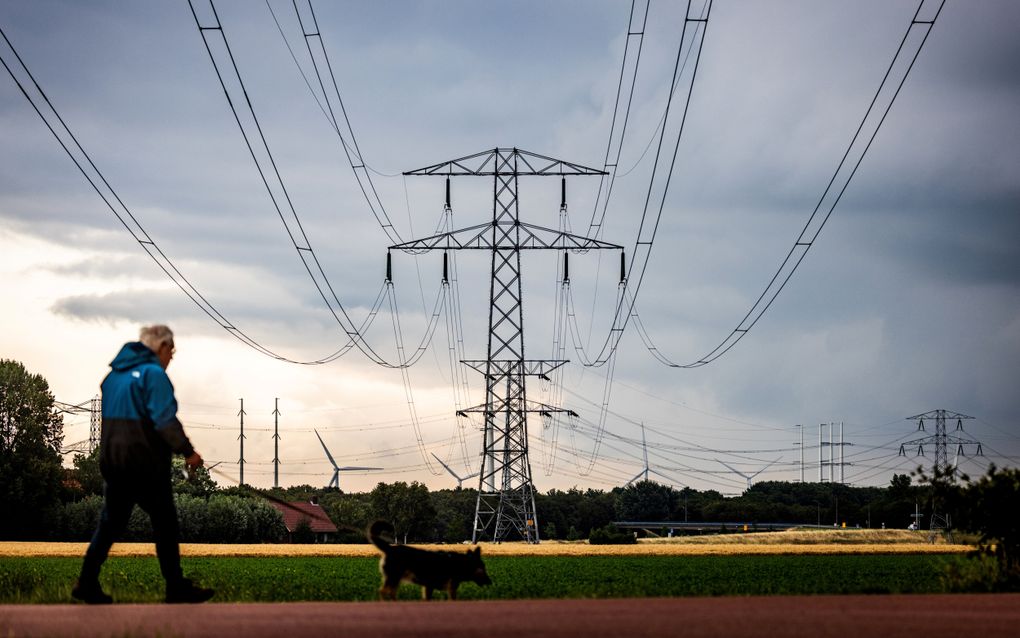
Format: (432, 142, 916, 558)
(368, 520, 394, 551)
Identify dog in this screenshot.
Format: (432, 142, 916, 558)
(368, 520, 492, 600)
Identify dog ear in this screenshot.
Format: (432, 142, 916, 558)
(473, 547, 481, 557)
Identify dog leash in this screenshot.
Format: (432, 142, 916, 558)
(203, 463, 364, 535)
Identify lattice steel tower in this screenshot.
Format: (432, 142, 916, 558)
(900, 408, 983, 541)
(393, 148, 622, 542)
(899, 409, 983, 476)
(89, 395, 101, 453)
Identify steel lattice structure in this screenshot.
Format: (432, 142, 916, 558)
(55, 396, 101, 454)
(900, 409, 983, 476)
(900, 408, 983, 540)
(394, 148, 621, 543)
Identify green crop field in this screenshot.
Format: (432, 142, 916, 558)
(0, 554, 964, 604)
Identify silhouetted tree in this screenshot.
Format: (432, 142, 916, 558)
(0, 359, 65, 539)
(370, 481, 436, 543)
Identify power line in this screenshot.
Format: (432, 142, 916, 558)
(288, 0, 405, 243)
(188, 0, 426, 369)
(624, 0, 947, 368)
(0, 22, 378, 366)
(583, 0, 713, 368)
(587, 0, 651, 238)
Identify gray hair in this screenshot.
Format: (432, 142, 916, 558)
(139, 325, 174, 352)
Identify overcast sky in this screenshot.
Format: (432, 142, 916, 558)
(1, 0, 1017, 499)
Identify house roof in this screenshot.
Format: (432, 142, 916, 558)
(269, 501, 338, 534)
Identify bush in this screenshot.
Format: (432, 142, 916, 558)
(291, 518, 316, 544)
(940, 553, 1002, 593)
(958, 465, 1020, 589)
(588, 524, 636, 545)
(59, 496, 103, 540)
(247, 499, 287, 543)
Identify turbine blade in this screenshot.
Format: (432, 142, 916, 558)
(315, 429, 339, 469)
(431, 452, 461, 481)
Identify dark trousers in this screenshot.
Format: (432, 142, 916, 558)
(79, 477, 184, 587)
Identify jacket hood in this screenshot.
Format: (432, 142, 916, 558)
(110, 341, 160, 371)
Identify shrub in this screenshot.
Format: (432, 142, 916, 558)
(291, 518, 316, 544)
(59, 496, 103, 540)
(588, 524, 636, 545)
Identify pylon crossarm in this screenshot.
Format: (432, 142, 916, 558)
(456, 399, 574, 416)
(53, 400, 92, 414)
(460, 359, 567, 376)
(388, 221, 492, 252)
(391, 221, 623, 253)
(906, 410, 974, 421)
(517, 223, 623, 250)
(60, 439, 91, 455)
(403, 148, 608, 177)
(945, 435, 982, 446)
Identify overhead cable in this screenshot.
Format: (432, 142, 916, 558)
(288, 0, 405, 242)
(189, 0, 437, 368)
(624, 0, 947, 368)
(0, 22, 378, 365)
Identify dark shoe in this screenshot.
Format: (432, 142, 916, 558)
(72, 579, 112, 605)
(165, 578, 214, 604)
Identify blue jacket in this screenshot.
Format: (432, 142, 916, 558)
(99, 342, 194, 480)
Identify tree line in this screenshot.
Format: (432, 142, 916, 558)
(0, 358, 936, 542)
(2, 356, 1017, 587)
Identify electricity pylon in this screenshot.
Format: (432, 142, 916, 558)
(89, 395, 101, 452)
(53, 397, 101, 454)
(393, 148, 622, 543)
(899, 409, 983, 477)
(272, 398, 281, 488)
(900, 409, 983, 541)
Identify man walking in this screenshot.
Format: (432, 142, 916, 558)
(73, 325, 214, 604)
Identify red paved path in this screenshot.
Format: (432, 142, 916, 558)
(2, 594, 1018, 637)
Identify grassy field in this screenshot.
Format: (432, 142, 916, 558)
(0, 530, 976, 603)
(0, 553, 968, 603)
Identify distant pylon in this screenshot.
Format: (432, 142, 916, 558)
(394, 148, 623, 543)
(899, 409, 982, 477)
(272, 398, 281, 488)
(818, 422, 851, 483)
(89, 395, 101, 453)
(237, 398, 246, 486)
(900, 409, 982, 541)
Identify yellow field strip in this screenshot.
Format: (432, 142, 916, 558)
(0, 541, 972, 558)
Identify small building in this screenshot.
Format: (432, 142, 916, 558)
(270, 500, 338, 543)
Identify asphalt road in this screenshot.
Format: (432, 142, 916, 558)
(2, 594, 1018, 638)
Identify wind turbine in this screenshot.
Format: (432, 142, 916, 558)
(431, 453, 479, 488)
(624, 423, 682, 487)
(625, 422, 651, 486)
(315, 429, 382, 490)
(716, 458, 780, 490)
